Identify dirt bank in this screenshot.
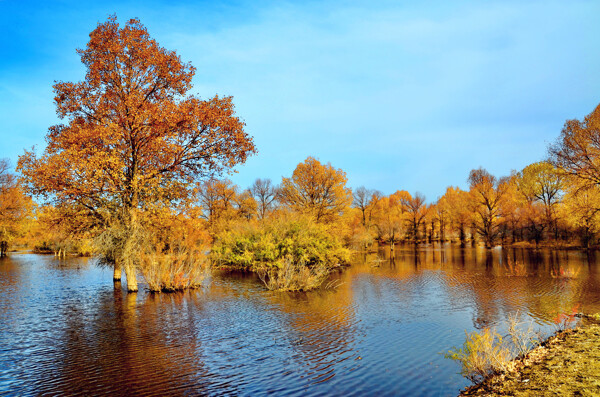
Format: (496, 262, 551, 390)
(461, 317, 600, 396)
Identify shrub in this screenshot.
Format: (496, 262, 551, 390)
(139, 246, 210, 292)
(446, 313, 544, 384)
(507, 312, 542, 358)
(211, 215, 350, 290)
(445, 328, 512, 384)
(554, 304, 581, 332)
(257, 258, 330, 292)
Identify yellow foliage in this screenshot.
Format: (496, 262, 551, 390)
(279, 157, 352, 223)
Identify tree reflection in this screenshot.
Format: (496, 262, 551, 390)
(46, 287, 215, 395)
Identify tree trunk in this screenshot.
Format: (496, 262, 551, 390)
(124, 261, 138, 292)
(124, 203, 139, 292)
(113, 264, 122, 281)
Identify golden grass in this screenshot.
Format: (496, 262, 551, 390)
(447, 313, 543, 384)
(257, 259, 331, 292)
(139, 247, 210, 292)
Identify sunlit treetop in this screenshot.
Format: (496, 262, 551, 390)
(279, 156, 351, 223)
(549, 103, 600, 190)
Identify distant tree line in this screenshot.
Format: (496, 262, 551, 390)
(2, 15, 600, 293)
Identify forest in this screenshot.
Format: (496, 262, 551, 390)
(2, 17, 600, 293)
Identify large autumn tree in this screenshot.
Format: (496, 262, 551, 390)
(17, 17, 256, 291)
(467, 168, 509, 248)
(517, 161, 562, 240)
(549, 103, 600, 189)
(279, 157, 351, 223)
(401, 192, 428, 244)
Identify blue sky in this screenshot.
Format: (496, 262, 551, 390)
(1, 0, 599, 201)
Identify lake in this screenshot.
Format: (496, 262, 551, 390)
(1, 246, 599, 396)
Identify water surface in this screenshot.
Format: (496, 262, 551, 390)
(1, 246, 599, 396)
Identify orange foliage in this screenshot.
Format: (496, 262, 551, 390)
(437, 187, 472, 245)
(468, 168, 509, 248)
(17, 16, 255, 226)
(0, 159, 33, 254)
(371, 192, 405, 245)
(549, 103, 600, 190)
(553, 304, 580, 331)
(352, 186, 382, 228)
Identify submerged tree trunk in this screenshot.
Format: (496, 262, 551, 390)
(113, 264, 122, 281)
(124, 203, 140, 292)
(124, 260, 138, 292)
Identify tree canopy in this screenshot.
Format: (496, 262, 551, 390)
(0, 159, 31, 255)
(549, 104, 600, 190)
(279, 157, 351, 223)
(19, 17, 255, 219)
(468, 168, 509, 248)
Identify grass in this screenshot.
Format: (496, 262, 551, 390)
(139, 247, 210, 292)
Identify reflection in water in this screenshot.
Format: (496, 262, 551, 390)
(1, 248, 600, 395)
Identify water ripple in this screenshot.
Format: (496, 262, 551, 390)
(1, 248, 600, 395)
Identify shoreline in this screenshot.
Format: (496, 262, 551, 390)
(459, 315, 600, 396)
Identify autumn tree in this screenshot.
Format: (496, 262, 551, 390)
(433, 197, 449, 243)
(352, 186, 382, 228)
(30, 203, 98, 257)
(197, 179, 238, 227)
(562, 180, 600, 247)
(0, 160, 32, 256)
(251, 178, 278, 220)
(468, 168, 509, 248)
(279, 157, 351, 223)
(401, 192, 428, 244)
(517, 161, 562, 240)
(549, 103, 600, 190)
(441, 187, 472, 247)
(234, 189, 257, 221)
(17, 17, 255, 291)
(372, 193, 405, 248)
(500, 175, 526, 244)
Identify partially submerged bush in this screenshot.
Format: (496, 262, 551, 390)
(139, 245, 210, 292)
(211, 215, 350, 291)
(446, 328, 512, 384)
(446, 314, 543, 384)
(257, 258, 330, 292)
